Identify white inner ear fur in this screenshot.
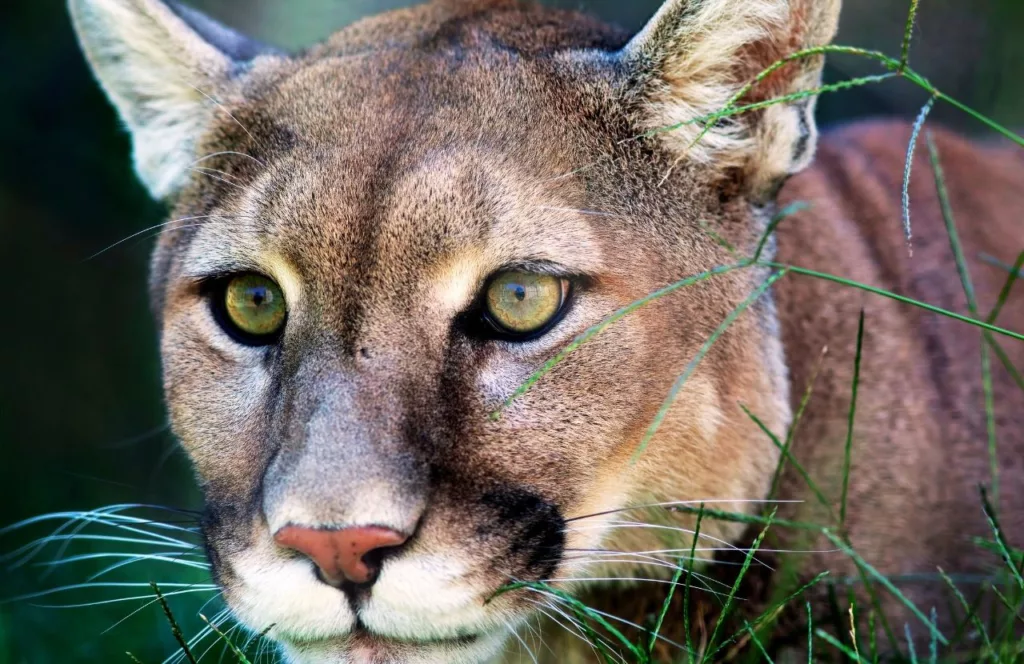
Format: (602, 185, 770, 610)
(68, 0, 235, 198)
(624, 0, 841, 191)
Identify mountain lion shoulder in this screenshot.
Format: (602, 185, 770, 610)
(67, 0, 1024, 662)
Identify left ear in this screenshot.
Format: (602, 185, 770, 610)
(69, 0, 282, 200)
(621, 0, 842, 195)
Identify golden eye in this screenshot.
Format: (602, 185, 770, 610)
(484, 271, 569, 337)
(220, 274, 287, 342)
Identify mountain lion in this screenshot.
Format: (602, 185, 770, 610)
(67, 0, 1024, 661)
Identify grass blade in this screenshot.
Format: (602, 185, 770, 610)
(980, 487, 1024, 591)
(984, 251, 1024, 325)
(899, 0, 922, 73)
(150, 582, 198, 664)
(761, 262, 1024, 342)
(902, 95, 937, 251)
(840, 311, 865, 531)
(742, 405, 833, 517)
(938, 567, 993, 656)
(647, 504, 703, 657)
(493, 262, 747, 416)
(701, 509, 777, 661)
(822, 531, 947, 645)
(200, 614, 252, 664)
(633, 270, 788, 462)
(807, 602, 813, 664)
(816, 629, 870, 663)
(769, 346, 828, 501)
(684, 506, 706, 664)
(928, 133, 1000, 503)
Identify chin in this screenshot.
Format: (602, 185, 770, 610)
(279, 629, 510, 664)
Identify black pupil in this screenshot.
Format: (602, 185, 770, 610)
(512, 285, 526, 302)
(249, 286, 268, 308)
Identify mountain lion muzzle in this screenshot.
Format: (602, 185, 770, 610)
(67, 0, 1024, 662)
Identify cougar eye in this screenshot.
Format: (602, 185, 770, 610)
(213, 274, 288, 344)
(483, 271, 569, 339)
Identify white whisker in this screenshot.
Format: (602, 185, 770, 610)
(28, 586, 218, 609)
(565, 520, 773, 570)
(187, 83, 262, 148)
(565, 499, 799, 523)
(506, 620, 539, 664)
(190, 167, 248, 190)
(531, 587, 690, 653)
(190, 151, 266, 168)
(527, 599, 625, 664)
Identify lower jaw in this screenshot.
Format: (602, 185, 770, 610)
(281, 629, 506, 664)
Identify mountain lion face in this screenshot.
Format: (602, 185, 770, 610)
(69, 0, 842, 661)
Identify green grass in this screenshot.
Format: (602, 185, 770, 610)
(4, 1, 1023, 663)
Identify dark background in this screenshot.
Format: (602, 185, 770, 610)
(0, 0, 1021, 662)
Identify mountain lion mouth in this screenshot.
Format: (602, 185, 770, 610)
(284, 627, 488, 661)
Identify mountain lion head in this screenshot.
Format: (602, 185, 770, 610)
(68, 0, 841, 661)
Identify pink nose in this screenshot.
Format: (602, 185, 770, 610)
(274, 525, 409, 585)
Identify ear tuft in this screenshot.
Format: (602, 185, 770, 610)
(68, 0, 277, 199)
(623, 0, 842, 194)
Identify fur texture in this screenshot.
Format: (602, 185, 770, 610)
(67, 0, 1024, 662)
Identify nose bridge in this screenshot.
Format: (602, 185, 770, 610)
(263, 365, 429, 536)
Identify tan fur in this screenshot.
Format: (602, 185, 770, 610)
(68, 0, 1024, 662)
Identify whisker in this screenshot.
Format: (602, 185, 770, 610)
(565, 499, 801, 523)
(565, 520, 773, 570)
(506, 620, 539, 664)
(531, 587, 690, 653)
(33, 552, 208, 576)
(100, 423, 172, 450)
(6, 533, 200, 570)
(527, 599, 624, 664)
(84, 215, 250, 261)
(165, 607, 233, 664)
(562, 546, 838, 557)
(190, 151, 267, 168)
(23, 586, 218, 609)
(555, 556, 733, 592)
(532, 577, 743, 601)
(190, 167, 248, 190)
(187, 83, 262, 148)
(5, 507, 202, 569)
(100, 589, 222, 636)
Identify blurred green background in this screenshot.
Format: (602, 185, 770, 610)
(0, 0, 1021, 662)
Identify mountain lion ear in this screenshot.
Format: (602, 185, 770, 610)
(621, 0, 841, 196)
(68, 0, 282, 199)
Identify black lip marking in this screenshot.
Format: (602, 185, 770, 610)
(479, 486, 566, 582)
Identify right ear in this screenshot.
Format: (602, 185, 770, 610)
(68, 0, 281, 199)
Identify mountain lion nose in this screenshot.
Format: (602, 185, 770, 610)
(274, 525, 410, 586)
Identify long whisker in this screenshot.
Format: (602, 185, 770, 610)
(527, 599, 625, 664)
(531, 587, 690, 654)
(84, 215, 251, 261)
(165, 606, 233, 664)
(5, 507, 202, 568)
(100, 589, 222, 637)
(506, 620, 539, 664)
(563, 546, 838, 557)
(565, 520, 773, 570)
(555, 557, 734, 592)
(190, 167, 249, 190)
(34, 551, 208, 574)
(187, 83, 262, 149)
(190, 151, 266, 168)
(565, 499, 800, 523)
(532, 576, 743, 601)
(19, 586, 218, 610)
